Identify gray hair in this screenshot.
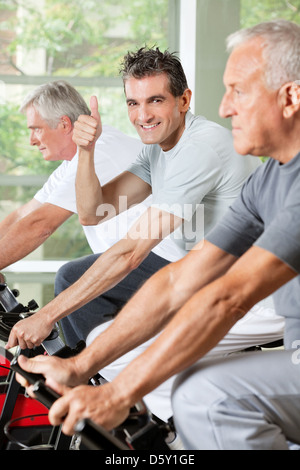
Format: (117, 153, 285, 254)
(226, 19, 300, 89)
(19, 80, 90, 128)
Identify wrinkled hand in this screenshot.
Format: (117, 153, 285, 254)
(15, 354, 83, 388)
(49, 381, 131, 435)
(6, 312, 54, 350)
(73, 96, 102, 149)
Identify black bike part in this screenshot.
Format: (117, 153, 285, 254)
(10, 356, 45, 385)
(75, 418, 129, 450)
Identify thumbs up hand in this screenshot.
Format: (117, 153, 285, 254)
(73, 96, 102, 149)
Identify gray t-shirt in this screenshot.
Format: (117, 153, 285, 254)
(206, 152, 300, 348)
(128, 111, 260, 258)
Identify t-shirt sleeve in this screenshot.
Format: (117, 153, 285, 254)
(206, 201, 264, 257)
(34, 159, 77, 213)
(127, 146, 152, 186)
(207, 171, 300, 274)
(129, 141, 226, 221)
(255, 200, 300, 275)
(152, 142, 224, 220)
(206, 172, 264, 256)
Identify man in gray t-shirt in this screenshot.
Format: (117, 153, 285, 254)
(169, 21, 300, 450)
(128, 110, 260, 257)
(207, 154, 300, 349)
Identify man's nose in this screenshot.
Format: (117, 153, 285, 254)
(219, 93, 234, 119)
(138, 104, 154, 123)
(29, 130, 38, 146)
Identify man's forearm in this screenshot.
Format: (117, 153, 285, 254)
(38, 236, 153, 327)
(113, 282, 239, 408)
(0, 204, 72, 270)
(73, 262, 179, 380)
(73, 242, 237, 380)
(0, 212, 19, 240)
(41, 208, 183, 326)
(76, 147, 104, 225)
(110, 245, 298, 407)
(0, 227, 46, 269)
(77, 262, 241, 398)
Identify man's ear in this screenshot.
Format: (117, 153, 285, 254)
(59, 115, 73, 133)
(179, 88, 192, 112)
(279, 81, 300, 119)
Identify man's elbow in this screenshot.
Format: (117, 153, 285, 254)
(78, 206, 113, 226)
(215, 277, 253, 324)
(125, 250, 145, 272)
(32, 217, 61, 242)
(37, 223, 59, 241)
(78, 215, 100, 226)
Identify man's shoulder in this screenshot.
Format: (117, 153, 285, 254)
(48, 159, 71, 179)
(188, 113, 231, 138)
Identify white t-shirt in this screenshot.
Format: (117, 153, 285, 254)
(34, 125, 148, 253)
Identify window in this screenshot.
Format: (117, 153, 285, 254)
(241, 0, 300, 27)
(0, 0, 175, 306)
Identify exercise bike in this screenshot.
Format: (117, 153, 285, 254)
(0, 277, 174, 450)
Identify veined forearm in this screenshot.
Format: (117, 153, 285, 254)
(0, 219, 53, 270)
(39, 238, 151, 327)
(75, 262, 176, 378)
(115, 245, 299, 406)
(0, 204, 72, 270)
(74, 242, 237, 378)
(112, 277, 246, 407)
(76, 148, 104, 225)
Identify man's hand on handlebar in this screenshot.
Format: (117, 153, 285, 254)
(49, 382, 131, 436)
(15, 353, 83, 389)
(6, 311, 54, 349)
(14, 354, 132, 436)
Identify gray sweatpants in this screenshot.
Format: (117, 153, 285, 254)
(172, 349, 300, 450)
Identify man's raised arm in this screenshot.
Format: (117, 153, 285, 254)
(74, 96, 150, 226)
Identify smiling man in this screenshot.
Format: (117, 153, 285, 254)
(125, 75, 187, 149)
(0, 80, 145, 291)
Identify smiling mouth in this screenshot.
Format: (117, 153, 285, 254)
(140, 123, 160, 130)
